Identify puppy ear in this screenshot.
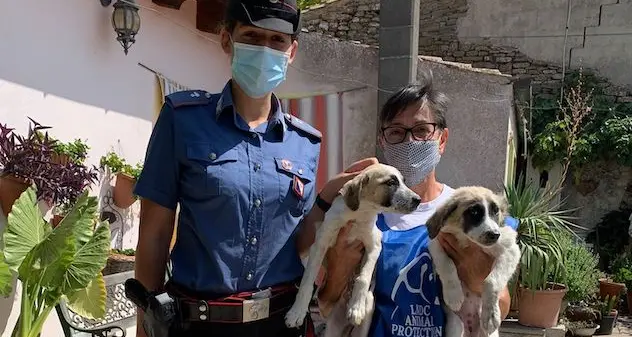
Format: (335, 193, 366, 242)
(426, 198, 458, 239)
(341, 175, 365, 211)
(495, 192, 509, 224)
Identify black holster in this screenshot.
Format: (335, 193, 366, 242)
(125, 278, 181, 337)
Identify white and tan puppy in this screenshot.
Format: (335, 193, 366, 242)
(426, 187, 520, 337)
(285, 164, 421, 334)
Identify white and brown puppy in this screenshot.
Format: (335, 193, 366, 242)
(426, 187, 520, 337)
(285, 163, 421, 334)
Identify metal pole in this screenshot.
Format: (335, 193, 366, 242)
(560, 0, 573, 102)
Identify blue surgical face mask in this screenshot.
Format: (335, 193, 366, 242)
(231, 41, 290, 98)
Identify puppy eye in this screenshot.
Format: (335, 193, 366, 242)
(489, 202, 499, 215)
(467, 205, 483, 218)
(385, 177, 399, 186)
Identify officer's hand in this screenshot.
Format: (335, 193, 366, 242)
(319, 157, 379, 203)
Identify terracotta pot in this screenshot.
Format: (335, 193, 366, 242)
(51, 153, 70, 165)
(598, 278, 626, 299)
(0, 174, 29, 217)
(51, 214, 64, 228)
(518, 283, 567, 328)
(113, 173, 136, 208)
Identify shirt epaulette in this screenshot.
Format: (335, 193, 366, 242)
(284, 113, 322, 141)
(165, 90, 213, 109)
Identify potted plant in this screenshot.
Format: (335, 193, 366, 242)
(567, 320, 600, 337)
(0, 119, 56, 217)
(562, 296, 601, 337)
(611, 252, 632, 312)
(505, 177, 581, 328)
(104, 248, 136, 275)
(595, 295, 619, 335)
(99, 152, 143, 208)
(0, 187, 111, 337)
(558, 231, 603, 311)
(51, 138, 90, 166)
(49, 140, 98, 227)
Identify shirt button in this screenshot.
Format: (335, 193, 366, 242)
(298, 168, 304, 174)
(251, 133, 257, 138)
(246, 272, 253, 281)
(250, 237, 258, 245)
(254, 163, 261, 171)
(254, 199, 261, 207)
(208, 153, 217, 160)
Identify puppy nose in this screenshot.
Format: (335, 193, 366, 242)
(484, 231, 500, 243)
(411, 195, 421, 207)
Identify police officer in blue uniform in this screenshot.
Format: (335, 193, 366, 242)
(133, 0, 377, 336)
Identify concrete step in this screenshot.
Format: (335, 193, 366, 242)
(599, 3, 632, 27)
(500, 319, 566, 337)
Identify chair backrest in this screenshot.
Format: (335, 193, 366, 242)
(56, 270, 136, 337)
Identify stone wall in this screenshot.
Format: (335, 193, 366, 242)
(565, 161, 632, 230)
(302, 0, 632, 102)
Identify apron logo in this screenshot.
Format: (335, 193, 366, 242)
(292, 176, 304, 199)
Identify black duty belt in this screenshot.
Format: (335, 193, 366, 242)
(169, 284, 299, 324)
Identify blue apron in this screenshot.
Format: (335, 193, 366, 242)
(368, 214, 445, 337)
(368, 215, 519, 337)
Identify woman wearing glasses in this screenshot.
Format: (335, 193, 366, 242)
(314, 72, 516, 337)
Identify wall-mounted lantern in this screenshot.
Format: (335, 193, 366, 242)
(101, 0, 141, 55)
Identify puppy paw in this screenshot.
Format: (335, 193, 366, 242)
(480, 302, 501, 334)
(443, 281, 465, 311)
(347, 291, 372, 325)
(284, 305, 307, 328)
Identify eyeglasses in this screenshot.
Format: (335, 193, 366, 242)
(381, 123, 438, 144)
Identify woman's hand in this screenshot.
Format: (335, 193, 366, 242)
(437, 232, 494, 295)
(317, 223, 364, 316)
(319, 157, 379, 203)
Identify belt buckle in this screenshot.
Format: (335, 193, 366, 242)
(242, 297, 270, 323)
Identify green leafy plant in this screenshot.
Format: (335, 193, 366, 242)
(0, 187, 111, 337)
(530, 70, 632, 174)
(611, 252, 632, 290)
(505, 176, 582, 291)
(556, 231, 603, 303)
(111, 248, 135, 256)
(53, 139, 90, 165)
(99, 151, 143, 180)
(598, 294, 619, 316)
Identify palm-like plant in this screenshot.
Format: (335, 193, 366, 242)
(505, 176, 585, 291)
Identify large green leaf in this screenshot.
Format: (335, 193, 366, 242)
(0, 257, 12, 297)
(17, 215, 77, 282)
(2, 187, 48, 272)
(66, 273, 107, 320)
(60, 222, 111, 294)
(58, 191, 99, 248)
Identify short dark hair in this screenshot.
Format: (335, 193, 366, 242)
(379, 71, 449, 129)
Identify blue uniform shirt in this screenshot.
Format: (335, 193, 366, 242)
(369, 215, 519, 337)
(134, 81, 322, 294)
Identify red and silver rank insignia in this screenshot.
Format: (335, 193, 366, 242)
(281, 159, 293, 171)
(292, 175, 304, 198)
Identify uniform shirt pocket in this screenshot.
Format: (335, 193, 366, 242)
(274, 157, 316, 217)
(186, 142, 240, 197)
